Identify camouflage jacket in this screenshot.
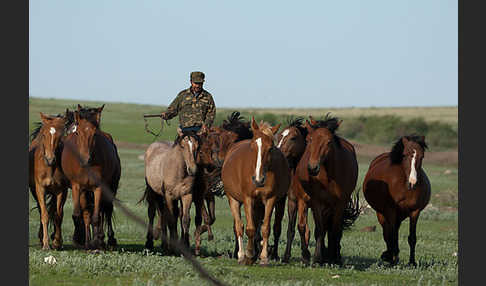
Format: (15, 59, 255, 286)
(164, 87, 216, 128)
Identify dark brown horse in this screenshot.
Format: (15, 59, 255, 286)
(362, 135, 430, 266)
(61, 104, 121, 249)
(221, 118, 290, 265)
(29, 112, 70, 250)
(274, 117, 312, 263)
(293, 115, 360, 265)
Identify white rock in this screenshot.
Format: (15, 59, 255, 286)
(332, 275, 340, 279)
(44, 255, 57, 265)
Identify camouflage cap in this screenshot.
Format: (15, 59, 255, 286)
(190, 71, 205, 83)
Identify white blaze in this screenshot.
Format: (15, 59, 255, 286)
(277, 129, 290, 148)
(72, 125, 77, 133)
(188, 140, 193, 155)
(49, 127, 56, 146)
(408, 149, 417, 186)
(255, 137, 263, 181)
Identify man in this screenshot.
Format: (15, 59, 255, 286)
(161, 71, 216, 132)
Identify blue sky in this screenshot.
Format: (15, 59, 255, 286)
(29, 1, 457, 108)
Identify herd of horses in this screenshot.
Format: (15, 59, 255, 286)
(29, 104, 431, 267)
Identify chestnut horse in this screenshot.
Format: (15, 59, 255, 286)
(193, 111, 253, 256)
(274, 117, 312, 263)
(221, 118, 290, 265)
(142, 126, 205, 251)
(61, 105, 121, 249)
(293, 115, 360, 265)
(29, 112, 70, 250)
(362, 135, 430, 266)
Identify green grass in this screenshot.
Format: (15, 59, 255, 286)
(29, 98, 458, 285)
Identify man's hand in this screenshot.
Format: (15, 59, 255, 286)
(160, 112, 168, 120)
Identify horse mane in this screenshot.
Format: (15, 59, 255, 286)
(310, 113, 340, 134)
(221, 111, 253, 141)
(173, 130, 201, 147)
(67, 105, 101, 128)
(310, 113, 342, 148)
(286, 116, 308, 139)
(258, 121, 275, 138)
(389, 134, 428, 164)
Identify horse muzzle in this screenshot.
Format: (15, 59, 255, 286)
(43, 156, 56, 166)
(252, 174, 266, 188)
(307, 164, 320, 176)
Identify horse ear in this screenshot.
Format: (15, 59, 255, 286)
(177, 127, 183, 137)
(40, 112, 49, 123)
(98, 104, 105, 113)
(251, 117, 259, 131)
(271, 123, 281, 135)
(77, 104, 82, 111)
(74, 111, 80, 124)
(420, 135, 425, 142)
(337, 119, 343, 127)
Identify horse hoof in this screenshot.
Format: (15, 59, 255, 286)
(243, 256, 255, 265)
(237, 256, 246, 265)
(108, 238, 117, 249)
(259, 258, 270, 266)
(52, 239, 63, 250)
(407, 261, 417, 267)
(380, 251, 393, 263)
(282, 255, 290, 264)
(145, 240, 154, 250)
(42, 244, 51, 251)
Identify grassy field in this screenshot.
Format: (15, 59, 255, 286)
(28, 98, 458, 285)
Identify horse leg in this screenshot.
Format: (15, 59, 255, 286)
(180, 194, 193, 248)
(407, 210, 420, 267)
(328, 205, 345, 265)
(193, 193, 204, 256)
(91, 186, 105, 249)
(71, 184, 85, 248)
(311, 205, 326, 265)
(145, 193, 156, 251)
(228, 195, 245, 264)
(105, 200, 117, 250)
(282, 197, 297, 263)
(205, 195, 215, 241)
(52, 190, 67, 250)
(392, 218, 402, 265)
(80, 191, 92, 250)
(377, 211, 395, 264)
(269, 195, 286, 261)
(298, 200, 311, 265)
(259, 197, 277, 266)
(243, 198, 257, 265)
(34, 183, 50, 250)
(164, 197, 179, 254)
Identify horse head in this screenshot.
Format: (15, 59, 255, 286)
(305, 115, 342, 176)
(396, 136, 427, 190)
(72, 110, 99, 167)
(177, 125, 207, 176)
(250, 117, 281, 188)
(38, 112, 66, 166)
(199, 127, 239, 169)
(276, 117, 307, 169)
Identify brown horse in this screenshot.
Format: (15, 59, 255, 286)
(61, 104, 121, 250)
(221, 118, 290, 265)
(362, 135, 430, 266)
(293, 115, 360, 265)
(142, 126, 206, 251)
(193, 112, 253, 256)
(29, 112, 70, 250)
(274, 117, 312, 263)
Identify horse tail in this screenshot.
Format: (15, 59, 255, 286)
(342, 187, 361, 230)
